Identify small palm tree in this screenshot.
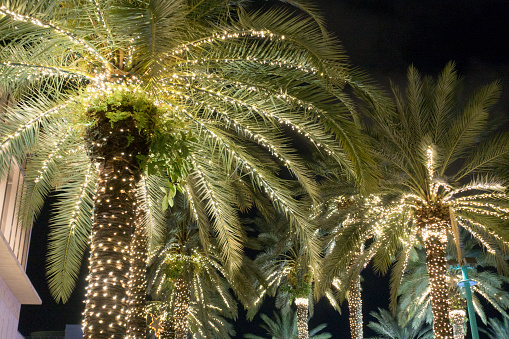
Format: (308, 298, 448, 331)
(0, 0, 380, 337)
(250, 216, 315, 339)
(320, 63, 509, 339)
(244, 305, 332, 339)
(147, 194, 256, 339)
(366, 308, 433, 339)
(316, 190, 390, 339)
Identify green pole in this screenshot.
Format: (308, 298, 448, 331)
(459, 266, 479, 339)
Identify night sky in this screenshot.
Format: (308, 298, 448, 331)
(18, 0, 509, 337)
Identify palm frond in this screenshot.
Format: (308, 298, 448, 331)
(18, 125, 81, 229)
(109, 0, 188, 74)
(440, 81, 501, 174)
(136, 174, 167, 252)
(0, 3, 111, 69)
(0, 94, 70, 180)
(46, 162, 97, 303)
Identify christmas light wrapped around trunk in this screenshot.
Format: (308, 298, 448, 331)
(418, 203, 454, 339)
(160, 310, 176, 339)
(83, 156, 140, 338)
(174, 277, 191, 339)
(295, 297, 309, 339)
(450, 309, 466, 339)
(126, 207, 148, 338)
(348, 275, 363, 339)
(83, 100, 150, 338)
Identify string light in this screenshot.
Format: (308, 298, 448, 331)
(34, 130, 71, 183)
(0, 101, 71, 154)
(348, 273, 363, 339)
(449, 309, 466, 339)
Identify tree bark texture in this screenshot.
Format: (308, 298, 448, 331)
(83, 158, 139, 339)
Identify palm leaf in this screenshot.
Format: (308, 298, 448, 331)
(46, 162, 97, 303)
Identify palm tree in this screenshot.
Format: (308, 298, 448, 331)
(481, 318, 509, 339)
(309, 151, 392, 339)
(249, 214, 316, 339)
(320, 63, 509, 339)
(366, 308, 433, 339)
(316, 191, 389, 339)
(398, 238, 509, 339)
(147, 193, 257, 339)
(0, 0, 380, 337)
(244, 305, 332, 339)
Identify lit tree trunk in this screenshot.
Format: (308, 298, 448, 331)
(174, 277, 191, 339)
(450, 310, 466, 339)
(348, 275, 363, 339)
(295, 298, 309, 339)
(82, 104, 149, 338)
(160, 311, 175, 339)
(126, 208, 148, 339)
(422, 218, 454, 339)
(83, 158, 139, 339)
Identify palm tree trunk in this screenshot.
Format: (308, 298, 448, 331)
(161, 312, 176, 339)
(295, 298, 309, 339)
(423, 220, 454, 339)
(450, 310, 466, 339)
(126, 208, 148, 339)
(174, 277, 191, 339)
(83, 158, 139, 339)
(348, 275, 363, 339)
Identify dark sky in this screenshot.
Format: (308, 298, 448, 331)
(18, 0, 509, 337)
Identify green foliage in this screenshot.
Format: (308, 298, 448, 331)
(481, 318, 509, 339)
(81, 85, 195, 208)
(366, 308, 433, 339)
(164, 253, 202, 280)
(283, 270, 313, 300)
(145, 125, 196, 210)
(85, 87, 158, 132)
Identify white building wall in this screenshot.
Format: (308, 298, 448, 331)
(0, 162, 40, 338)
(0, 275, 24, 339)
